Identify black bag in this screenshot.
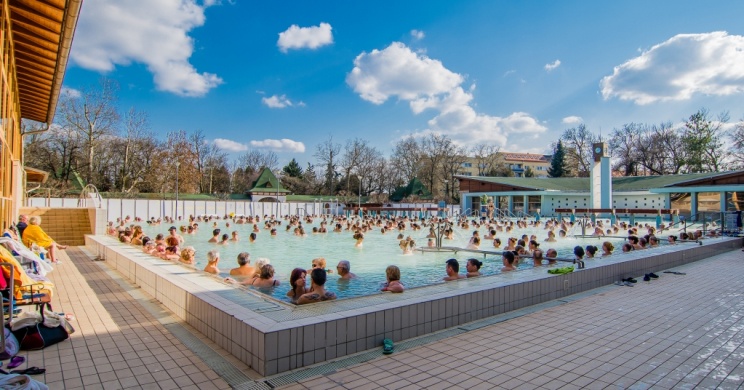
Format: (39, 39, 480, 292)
(11, 303, 69, 350)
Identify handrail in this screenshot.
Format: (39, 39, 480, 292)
(78, 184, 103, 208)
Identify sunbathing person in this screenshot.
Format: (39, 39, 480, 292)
(297, 269, 337, 304)
(22, 216, 67, 263)
(381, 265, 404, 293)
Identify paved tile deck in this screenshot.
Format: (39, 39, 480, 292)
(9, 246, 744, 389)
(276, 249, 744, 390)
(15, 248, 232, 390)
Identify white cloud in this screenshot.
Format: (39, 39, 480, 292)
(277, 22, 333, 53)
(503, 70, 516, 77)
(262, 95, 292, 108)
(347, 42, 463, 105)
(70, 0, 222, 97)
(544, 59, 561, 72)
(214, 138, 249, 152)
(347, 42, 547, 148)
(601, 31, 744, 104)
(562, 116, 583, 124)
(61, 86, 81, 98)
(410, 29, 425, 40)
(250, 139, 306, 153)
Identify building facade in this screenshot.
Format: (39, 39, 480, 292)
(457, 152, 552, 178)
(0, 0, 82, 229)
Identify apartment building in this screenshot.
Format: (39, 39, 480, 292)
(458, 152, 552, 178)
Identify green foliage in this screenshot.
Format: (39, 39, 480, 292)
(524, 166, 536, 177)
(282, 158, 304, 178)
(548, 141, 570, 177)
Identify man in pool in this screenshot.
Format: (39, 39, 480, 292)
(229, 252, 254, 276)
(208, 228, 221, 243)
(443, 258, 466, 281)
(336, 260, 357, 280)
(297, 269, 337, 304)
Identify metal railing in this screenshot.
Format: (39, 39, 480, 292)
(78, 184, 103, 208)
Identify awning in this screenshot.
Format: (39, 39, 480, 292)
(24, 166, 49, 183)
(8, 0, 83, 124)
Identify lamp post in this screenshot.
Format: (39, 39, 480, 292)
(357, 175, 362, 217)
(175, 161, 180, 220)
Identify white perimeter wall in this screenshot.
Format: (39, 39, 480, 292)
(26, 198, 461, 222)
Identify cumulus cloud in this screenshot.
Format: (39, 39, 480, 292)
(601, 31, 744, 105)
(277, 22, 333, 53)
(562, 116, 583, 124)
(261, 94, 303, 109)
(250, 139, 306, 153)
(214, 138, 249, 152)
(347, 42, 463, 105)
(347, 42, 547, 148)
(70, 0, 222, 97)
(410, 29, 425, 40)
(544, 59, 561, 72)
(61, 86, 81, 98)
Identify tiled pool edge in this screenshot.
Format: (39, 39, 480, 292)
(85, 235, 742, 376)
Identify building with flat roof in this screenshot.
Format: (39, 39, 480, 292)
(0, 0, 82, 229)
(457, 171, 744, 220)
(457, 152, 552, 178)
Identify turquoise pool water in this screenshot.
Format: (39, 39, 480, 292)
(138, 217, 644, 302)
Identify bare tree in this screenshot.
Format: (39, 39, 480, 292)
(314, 136, 341, 195)
(732, 118, 744, 169)
(471, 143, 501, 176)
(561, 124, 597, 177)
(609, 123, 642, 176)
(390, 135, 422, 181)
(57, 78, 120, 185)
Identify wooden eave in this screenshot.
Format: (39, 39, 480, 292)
(8, 0, 83, 124)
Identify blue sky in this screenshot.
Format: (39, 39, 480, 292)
(62, 0, 744, 167)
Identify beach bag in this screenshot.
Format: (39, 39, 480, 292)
(11, 303, 69, 350)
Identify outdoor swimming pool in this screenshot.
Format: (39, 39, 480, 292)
(138, 217, 648, 301)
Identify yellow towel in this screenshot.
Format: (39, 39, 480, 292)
(22, 224, 54, 248)
(0, 246, 54, 299)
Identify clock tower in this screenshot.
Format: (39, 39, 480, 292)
(590, 142, 612, 209)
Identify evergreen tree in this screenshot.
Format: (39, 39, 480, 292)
(524, 166, 536, 177)
(548, 141, 569, 177)
(282, 158, 303, 177)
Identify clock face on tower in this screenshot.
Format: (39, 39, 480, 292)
(593, 143, 606, 162)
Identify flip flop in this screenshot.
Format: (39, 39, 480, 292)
(382, 338, 394, 355)
(7, 356, 25, 369)
(10, 367, 46, 375)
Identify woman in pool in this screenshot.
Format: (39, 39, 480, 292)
(466, 236, 480, 250)
(203, 250, 220, 274)
(585, 245, 598, 258)
(246, 264, 280, 288)
(353, 232, 364, 247)
(287, 268, 309, 301)
(381, 265, 404, 293)
(219, 233, 230, 245)
(545, 230, 557, 242)
(602, 241, 614, 256)
(493, 238, 501, 249)
(466, 258, 483, 277)
(309, 257, 332, 274)
(505, 237, 517, 251)
(622, 243, 633, 252)
(501, 251, 516, 272)
(179, 246, 196, 265)
(667, 235, 677, 245)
